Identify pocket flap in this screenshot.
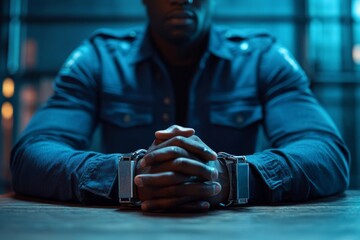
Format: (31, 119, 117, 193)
(210, 104, 262, 129)
(101, 94, 153, 128)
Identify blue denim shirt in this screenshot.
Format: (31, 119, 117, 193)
(11, 25, 350, 204)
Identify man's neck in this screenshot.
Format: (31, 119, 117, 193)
(150, 31, 209, 66)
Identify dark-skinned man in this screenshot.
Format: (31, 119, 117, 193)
(11, 0, 350, 212)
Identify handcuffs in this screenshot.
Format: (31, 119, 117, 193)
(118, 150, 249, 207)
(217, 152, 250, 206)
(118, 149, 147, 207)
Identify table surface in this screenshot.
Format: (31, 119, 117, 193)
(1, 191, 360, 240)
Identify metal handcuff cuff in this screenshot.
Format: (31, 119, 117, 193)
(118, 149, 250, 207)
(118, 149, 147, 207)
(217, 152, 250, 207)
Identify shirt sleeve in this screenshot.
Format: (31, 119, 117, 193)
(247, 44, 350, 202)
(10, 40, 120, 204)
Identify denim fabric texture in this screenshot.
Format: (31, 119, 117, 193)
(10, 25, 350, 204)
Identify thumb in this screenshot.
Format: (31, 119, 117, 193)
(155, 125, 195, 141)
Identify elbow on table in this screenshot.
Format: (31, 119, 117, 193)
(297, 138, 351, 201)
(337, 152, 351, 194)
(325, 140, 351, 197)
(9, 141, 31, 196)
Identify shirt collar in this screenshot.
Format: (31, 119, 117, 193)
(128, 24, 233, 64)
(208, 25, 233, 60)
(127, 25, 155, 64)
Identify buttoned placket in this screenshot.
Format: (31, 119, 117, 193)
(186, 51, 211, 126)
(151, 56, 176, 127)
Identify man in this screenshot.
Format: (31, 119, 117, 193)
(11, 0, 350, 212)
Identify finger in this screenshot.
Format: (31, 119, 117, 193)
(155, 125, 195, 141)
(134, 172, 192, 187)
(175, 201, 210, 212)
(151, 182, 221, 199)
(141, 146, 198, 167)
(147, 136, 217, 163)
(149, 201, 210, 213)
(149, 158, 219, 181)
(141, 196, 194, 212)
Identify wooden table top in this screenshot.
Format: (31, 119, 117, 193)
(1, 191, 360, 240)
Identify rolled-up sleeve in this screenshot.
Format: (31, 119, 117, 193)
(247, 44, 350, 202)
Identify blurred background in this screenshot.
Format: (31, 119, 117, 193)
(0, 0, 360, 194)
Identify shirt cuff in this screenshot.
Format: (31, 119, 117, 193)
(78, 153, 120, 204)
(246, 152, 292, 202)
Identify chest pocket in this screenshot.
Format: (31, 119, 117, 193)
(210, 102, 262, 129)
(100, 93, 153, 128)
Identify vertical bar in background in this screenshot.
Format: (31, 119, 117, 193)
(354, 0, 360, 71)
(2, 0, 22, 192)
(293, 0, 308, 72)
(7, 0, 22, 75)
(0, 0, 10, 193)
(342, 0, 355, 72)
(0, 2, 3, 193)
(355, 0, 360, 188)
(342, 0, 359, 188)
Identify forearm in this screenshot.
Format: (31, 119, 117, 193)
(247, 135, 350, 202)
(11, 137, 120, 204)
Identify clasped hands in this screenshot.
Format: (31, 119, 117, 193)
(135, 125, 230, 212)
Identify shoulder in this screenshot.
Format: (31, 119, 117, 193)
(214, 25, 276, 53)
(89, 27, 143, 41)
(87, 26, 144, 51)
(61, 28, 145, 75)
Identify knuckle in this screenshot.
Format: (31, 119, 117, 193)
(138, 175, 150, 186)
(146, 151, 155, 160)
(173, 158, 183, 168)
(174, 158, 187, 168)
(173, 136, 185, 145)
(191, 135, 200, 141)
(171, 171, 180, 179)
(164, 171, 174, 177)
(168, 125, 176, 130)
(171, 146, 187, 158)
(164, 171, 176, 181)
(171, 146, 179, 155)
(167, 125, 180, 133)
(172, 125, 181, 131)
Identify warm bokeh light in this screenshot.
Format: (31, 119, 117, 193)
(353, 44, 360, 65)
(1, 102, 14, 120)
(2, 78, 15, 98)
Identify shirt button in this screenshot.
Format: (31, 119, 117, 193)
(236, 115, 244, 124)
(123, 114, 132, 123)
(163, 97, 171, 105)
(162, 113, 170, 123)
(240, 42, 249, 51)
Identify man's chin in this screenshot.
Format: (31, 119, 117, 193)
(166, 32, 196, 46)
